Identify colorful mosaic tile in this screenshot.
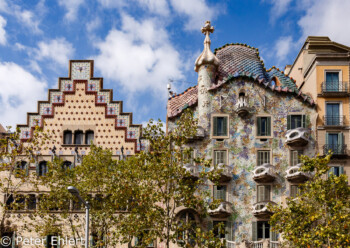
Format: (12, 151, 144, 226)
(40, 104, 53, 115)
(21, 129, 31, 139)
(52, 93, 64, 104)
(71, 62, 91, 80)
(127, 131, 136, 139)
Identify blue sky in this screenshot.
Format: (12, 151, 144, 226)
(0, 0, 349, 129)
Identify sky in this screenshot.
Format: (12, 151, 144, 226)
(1, 0, 350, 129)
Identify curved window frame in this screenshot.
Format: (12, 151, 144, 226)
(74, 130, 84, 145)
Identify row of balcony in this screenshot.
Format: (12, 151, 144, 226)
(319, 81, 350, 96)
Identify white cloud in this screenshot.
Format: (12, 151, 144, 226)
(138, 0, 170, 16)
(298, 0, 350, 46)
(97, 0, 169, 16)
(169, 0, 216, 31)
(0, 15, 6, 45)
(0, 0, 42, 34)
(58, 0, 85, 21)
(35, 38, 75, 67)
(86, 17, 101, 33)
(265, 0, 292, 23)
(94, 14, 183, 97)
(0, 62, 47, 129)
(274, 36, 293, 64)
(14, 42, 25, 50)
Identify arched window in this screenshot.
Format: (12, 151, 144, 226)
(74, 130, 84, 145)
(85, 130, 94, 145)
(38, 161, 47, 176)
(177, 211, 196, 246)
(63, 130, 72, 144)
(62, 161, 73, 170)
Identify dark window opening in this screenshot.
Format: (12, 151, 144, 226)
(257, 221, 270, 240)
(85, 130, 94, 145)
(257, 117, 271, 136)
(38, 161, 48, 176)
(213, 116, 228, 137)
(63, 130, 72, 144)
(74, 130, 84, 145)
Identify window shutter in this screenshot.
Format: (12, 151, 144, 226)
(213, 186, 217, 200)
(36, 162, 40, 177)
(267, 117, 271, 136)
(134, 237, 139, 246)
(213, 117, 218, 136)
(271, 229, 278, 241)
(222, 151, 226, 165)
(292, 151, 298, 166)
(264, 186, 270, 201)
(257, 117, 261, 136)
(302, 115, 306, 128)
(291, 186, 296, 197)
(287, 115, 291, 130)
(25, 163, 29, 176)
(223, 117, 228, 136)
(258, 186, 264, 202)
(252, 222, 257, 241)
(339, 166, 344, 175)
(338, 133, 343, 147)
(225, 221, 233, 241)
(326, 133, 329, 145)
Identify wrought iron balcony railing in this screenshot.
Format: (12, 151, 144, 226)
(321, 81, 349, 94)
(323, 115, 345, 126)
(323, 144, 347, 155)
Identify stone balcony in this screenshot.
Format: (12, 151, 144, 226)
(208, 201, 233, 218)
(252, 201, 276, 219)
(285, 128, 309, 147)
(285, 163, 311, 183)
(252, 163, 277, 183)
(236, 97, 250, 117)
(209, 163, 233, 183)
(182, 163, 199, 180)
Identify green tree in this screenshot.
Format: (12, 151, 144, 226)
(32, 110, 226, 248)
(269, 154, 350, 248)
(0, 126, 49, 237)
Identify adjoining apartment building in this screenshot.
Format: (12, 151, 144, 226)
(286, 36, 350, 180)
(167, 22, 318, 247)
(1, 60, 145, 246)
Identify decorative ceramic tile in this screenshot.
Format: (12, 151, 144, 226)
(97, 94, 106, 103)
(127, 131, 136, 139)
(116, 118, 127, 127)
(21, 129, 31, 139)
(40, 104, 53, 115)
(71, 62, 91, 80)
(52, 93, 64, 104)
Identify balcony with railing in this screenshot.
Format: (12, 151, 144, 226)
(285, 128, 309, 147)
(252, 164, 277, 183)
(323, 144, 347, 156)
(319, 81, 349, 96)
(182, 163, 199, 180)
(208, 201, 233, 218)
(323, 115, 345, 127)
(285, 163, 311, 183)
(252, 201, 276, 219)
(226, 240, 236, 248)
(209, 163, 233, 183)
(250, 240, 280, 248)
(236, 96, 250, 117)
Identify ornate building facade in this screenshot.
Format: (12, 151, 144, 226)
(167, 22, 318, 247)
(1, 60, 145, 246)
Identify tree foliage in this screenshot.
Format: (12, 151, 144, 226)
(32, 110, 225, 247)
(0, 126, 49, 237)
(270, 154, 350, 248)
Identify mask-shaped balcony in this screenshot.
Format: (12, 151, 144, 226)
(236, 96, 250, 117)
(188, 126, 205, 141)
(285, 163, 311, 183)
(183, 163, 199, 180)
(252, 201, 276, 219)
(210, 163, 233, 183)
(252, 163, 277, 183)
(285, 128, 309, 147)
(208, 201, 233, 218)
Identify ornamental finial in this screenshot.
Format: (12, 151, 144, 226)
(194, 21, 219, 72)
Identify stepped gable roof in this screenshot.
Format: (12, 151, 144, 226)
(167, 86, 198, 118)
(167, 44, 315, 119)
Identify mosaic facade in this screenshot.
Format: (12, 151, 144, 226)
(167, 22, 317, 247)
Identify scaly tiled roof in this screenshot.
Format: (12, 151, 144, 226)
(167, 86, 198, 118)
(167, 44, 315, 118)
